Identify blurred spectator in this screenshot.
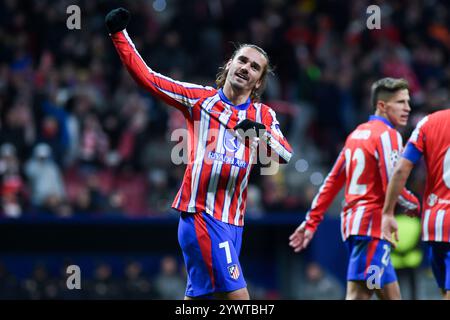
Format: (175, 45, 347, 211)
(88, 262, 120, 300)
(78, 113, 109, 172)
(24, 143, 66, 214)
(246, 184, 264, 217)
(154, 255, 185, 300)
(23, 263, 59, 300)
(121, 261, 158, 299)
(0, 143, 27, 217)
(299, 262, 344, 300)
(0, 262, 24, 299)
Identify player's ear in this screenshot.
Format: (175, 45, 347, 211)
(225, 59, 232, 70)
(376, 100, 386, 113)
(255, 78, 262, 90)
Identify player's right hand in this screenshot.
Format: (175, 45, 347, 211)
(105, 8, 130, 34)
(289, 222, 314, 253)
(234, 119, 266, 138)
(381, 214, 399, 248)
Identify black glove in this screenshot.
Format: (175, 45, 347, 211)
(233, 119, 266, 137)
(105, 8, 130, 34)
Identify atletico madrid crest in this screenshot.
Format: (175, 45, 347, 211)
(228, 264, 240, 280)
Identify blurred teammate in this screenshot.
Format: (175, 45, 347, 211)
(289, 78, 420, 299)
(382, 109, 450, 299)
(105, 8, 292, 300)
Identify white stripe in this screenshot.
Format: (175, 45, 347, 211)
(351, 206, 365, 235)
(310, 186, 323, 211)
(396, 132, 403, 152)
(345, 208, 352, 239)
(205, 161, 223, 215)
(175, 189, 182, 208)
(311, 151, 345, 211)
(122, 30, 211, 108)
(410, 116, 429, 143)
(380, 131, 393, 179)
(422, 209, 431, 241)
(367, 219, 373, 237)
(159, 88, 199, 106)
(435, 210, 445, 242)
(398, 194, 418, 210)
(340, 211, 345, 241)
(255, 103, 262, 123)
(187, 96, 218, 209)
(263, 131, 292, 162)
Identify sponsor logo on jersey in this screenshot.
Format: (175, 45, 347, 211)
(428, 193, 438, 207)
(207, 151, 248, 169)
(223, 130, 240, 153)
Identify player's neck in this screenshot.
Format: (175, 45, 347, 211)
(222, 83, 251, 106)
(374, 111, 395, 128)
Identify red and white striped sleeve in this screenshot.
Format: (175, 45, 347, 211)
(304, 149, 346, 233)
(110, 30, 214, 116)
(376, 129, 420, 211)
(260, 107, 293, 163)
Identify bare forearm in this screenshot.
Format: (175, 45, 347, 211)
(383, 158, 414, 215)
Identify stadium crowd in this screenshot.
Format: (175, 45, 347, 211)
(0, 0, 449, 219)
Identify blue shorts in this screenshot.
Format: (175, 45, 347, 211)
(427, 242, 450, 291)
(178, 211, 246, 297)
(345, 236, 397, 288)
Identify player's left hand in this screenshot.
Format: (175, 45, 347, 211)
(289, 222, 314, 253)
(381, 214, 399, 248)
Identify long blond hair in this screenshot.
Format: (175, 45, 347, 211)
(215, 44, 273, 101)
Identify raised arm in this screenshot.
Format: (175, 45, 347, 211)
(106, 8, 214, 116)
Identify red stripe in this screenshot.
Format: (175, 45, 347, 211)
(215, 165, 231, 221)
(428, 211, 437, 241)
(443, 211, 449, 242)
(364, 238, 379, 276)
(193, 213, 215, 289)
(238, 188, 247, 226)
(348, 209, 356, 237)
(370, 210, 382, 239)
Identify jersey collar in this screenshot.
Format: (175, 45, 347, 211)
(218, 88, 251, 110)
(369, 115, 394, 128)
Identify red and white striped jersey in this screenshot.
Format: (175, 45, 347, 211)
(304, 116, 420, 241)
(110, 30, 292, 226)
(406, 110, 450, 243)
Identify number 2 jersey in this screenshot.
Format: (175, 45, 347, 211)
(304, 115, 420, 241)
(403, 109, 450, 243)
(110, 30, 293, 226)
